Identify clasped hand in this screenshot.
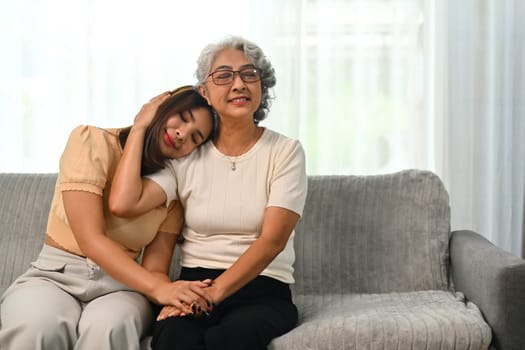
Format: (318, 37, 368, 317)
(155, 279, 214, 321)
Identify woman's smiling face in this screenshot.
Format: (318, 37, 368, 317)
(200, 48, 262, 121)
(159, 106, 213, 159)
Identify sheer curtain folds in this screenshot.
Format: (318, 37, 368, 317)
(254, 0, 427, 175)
(433, 0, 525, 257)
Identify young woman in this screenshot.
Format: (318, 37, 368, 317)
(110, 36, 308, 350)
(0, 86, 215, 350)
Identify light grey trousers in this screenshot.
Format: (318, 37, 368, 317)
(0, 244, 153, 350)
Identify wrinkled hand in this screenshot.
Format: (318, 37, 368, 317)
(154, 279, 213, 320)
(132, 91, 171, 131)
(201, 281, 224, 308)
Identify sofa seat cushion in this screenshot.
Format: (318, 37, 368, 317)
(269, 290, 491, 350)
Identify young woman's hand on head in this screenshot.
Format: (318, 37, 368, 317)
(132, 91, 172, 132)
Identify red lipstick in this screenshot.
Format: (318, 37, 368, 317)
(164, 132, 175, 148)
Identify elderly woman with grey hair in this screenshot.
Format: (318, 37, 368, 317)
(110, 36, 308, 350)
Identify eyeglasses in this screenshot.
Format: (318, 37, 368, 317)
(206, 67, 261, 86)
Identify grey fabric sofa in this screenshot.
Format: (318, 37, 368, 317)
(1, 170, 524, 350)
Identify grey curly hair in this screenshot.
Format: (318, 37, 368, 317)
(195, 36, 276, 124)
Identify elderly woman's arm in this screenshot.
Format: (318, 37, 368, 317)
(208, 206, 299, 304)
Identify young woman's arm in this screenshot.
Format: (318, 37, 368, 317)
(63, 190, 210, 313)
(109, 92, 170, 217)
(141, 230, 177, 284)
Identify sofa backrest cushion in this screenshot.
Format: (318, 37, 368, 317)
(291, 169, 451, 295)
(0, 173, 56, 294)
(0, 170, 451, 297)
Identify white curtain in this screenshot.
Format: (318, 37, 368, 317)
(432, 0, 525, 257)
(0, 0, 256, 171)
(253, 0, 428, 175)
(0, 0, 523, 256)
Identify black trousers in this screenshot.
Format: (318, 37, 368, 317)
(151, 267, 298, 350)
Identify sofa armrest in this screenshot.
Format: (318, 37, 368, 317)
(450, 229, 525, 350)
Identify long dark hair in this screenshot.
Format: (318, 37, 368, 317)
(119, 86, 215, 176)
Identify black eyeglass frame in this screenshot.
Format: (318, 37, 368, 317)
(205, 67, 261, 86)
